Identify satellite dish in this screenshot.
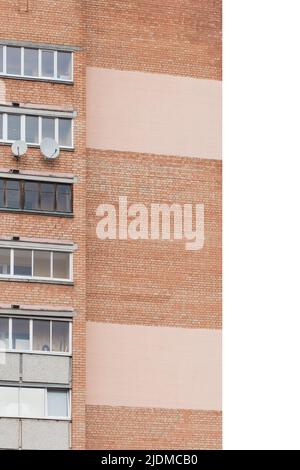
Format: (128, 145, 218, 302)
(40, 138, 60, 160)
(11, 140, 27, 159)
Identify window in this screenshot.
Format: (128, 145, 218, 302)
(6, 46, 21, 75)
(0, 387, 70, 419)
(12, 318, 30, 350)
(0, 45, 73, 81)
(0, 317, 71, 354)
(0, 178, 73, 214)
(0, 113, 73, 148)
(0, 247, 72, 281)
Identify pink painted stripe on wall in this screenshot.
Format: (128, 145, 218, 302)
(87, 67, 221, 160)
(86, 322, 222, 411)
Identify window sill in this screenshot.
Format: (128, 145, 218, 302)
(0, 277, 73, 286)
(0, 208, 74, 218)
(0, 349, 71, 357)
(0, 415, 71, 421)
(0, 74, 74, 85)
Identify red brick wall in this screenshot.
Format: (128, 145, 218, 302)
(86, 406, 222, 450)
(85, 0, 222, 79)
(0, 0, 86, 449)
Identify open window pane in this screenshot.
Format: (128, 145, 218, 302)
(33, 320, 50, 352)
(0, 179, 4, 207)
(56, 184, 71, 212)
(6, 180, 20, 209)
(12, 318, 30, 350)
(58, 119, 72, 146)
(24, 181, 39, 210)
(0, 387, 19, 417)
(52, 321, 69, 352)
(24, 48, 39, 76)
(26, 115, 39, 143)
(21, 388, 45, 417)
(14, 249, 32, 276)
(57, 52, 72, 80)
(0, 248, 10, 275)
(6, 46, 21, 75)
(53, 252, 70, 279)
(42, 117, 55, 140)
(41, 50, 54, 78)
(7, 114, 21, 141)
(47, 389, 68, 417)
(40, 183, 55, 211)
(0, 317, 9, 349)
(33, 250, 51, 277)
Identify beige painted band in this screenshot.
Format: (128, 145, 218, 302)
(87, 67, 221, 160)
(87, 322, 222, 411)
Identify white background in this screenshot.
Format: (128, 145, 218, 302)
(224, 0, 300, 449)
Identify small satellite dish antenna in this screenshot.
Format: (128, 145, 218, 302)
(40, 138, 60, 160)
(11, 140, 27, 159)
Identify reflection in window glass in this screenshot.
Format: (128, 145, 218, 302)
(57, 52, 72, 80)
(52, 321, 69, 352)
(26, 115, 39, 143)
(40, 183, 55, 211)
(0, 179, 4, 207)
(57, 184, 71, 212)
(14, 249, 32, 276)
(47, 389, 68, 417)
(12, 318, 30, 350)
(0, 46, 3, 73)
(24, 48, 39, 76)
(0, 248, 10, 275)
(33, 250, 51, 277)
(0, 387, 19, 417)
(41, 50, 54, 78)
(24, 181, 39, 210)
(58, 119, 72, 147)
(6, 180, 20, 209)
(53, 252, 70, 280)
(7, 114, 21, 141)
(42, 117, 55, 140)
(6, 47, 21, 75)
(0, 317, 9, 349)
(0, 113, 3, 140)
(33, 320, 50, 352)
(21, 388, 45, 417)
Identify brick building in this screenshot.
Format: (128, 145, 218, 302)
(0, 0, 222, 450)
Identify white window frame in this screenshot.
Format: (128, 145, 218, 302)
(0, 316, 72, 356)
(0, 247, 73, 283)
(0, 386, 71, 420)
(0, 45, 73, 82)
(0, 113, 74, 149)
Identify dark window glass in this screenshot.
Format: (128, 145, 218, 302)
(52, 322, 69, 352)
(7, 114, 21, 141)
(58, 119, 72, 147)
(0, 248, 10, 275)
(40, 183, 55, 211)
(33, 251, 51, 277)
(41, 50, 54, 78)
(33, 320, 50, 351)
(6, 180, 20, 209)
(53, 252, 70, 279)
(56, 184, 71, 212)
(0, 113, 3, 140)
(57, 52, 72, 80)
(24, 48, 39, 76)
(6, 47, 21, 75)
(0, 317, 9, 349)
(42, 117, 55, 140)
(24, 182, 39, 210)
(14, 249, 32, 276)
(0, 179, 4, 207)
(12, 318, 30, 350)
(26, 116, 39, 143)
